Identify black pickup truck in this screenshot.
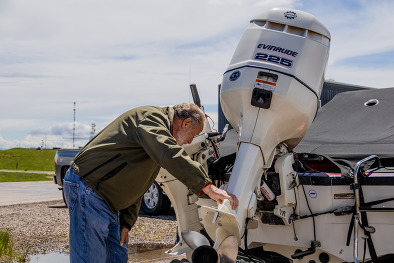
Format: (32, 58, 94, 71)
(53, 149, 171, 215)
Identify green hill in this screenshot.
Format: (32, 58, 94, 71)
(0, 148, 56, 171)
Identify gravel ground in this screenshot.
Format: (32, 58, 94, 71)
(0, 200, 178, 255)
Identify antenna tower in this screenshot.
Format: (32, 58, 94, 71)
(90, 122, 96, 140)
(73, 102, 76, 149)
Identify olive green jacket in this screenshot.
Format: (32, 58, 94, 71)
(70, 106, 211, 229)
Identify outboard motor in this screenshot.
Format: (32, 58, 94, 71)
(200, 7, 331, 258)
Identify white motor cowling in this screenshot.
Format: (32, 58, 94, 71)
(199, 8, 331, 250)
(220, 7, 330, 163)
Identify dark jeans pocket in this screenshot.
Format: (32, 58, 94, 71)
(63, 180, 79, 212)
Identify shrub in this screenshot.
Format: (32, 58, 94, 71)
(0, 229, 30, 263)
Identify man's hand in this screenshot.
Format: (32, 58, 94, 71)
(202, 184, 239, 210)
(120, 226, 129, 248)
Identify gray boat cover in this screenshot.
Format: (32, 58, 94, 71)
(294, 87, 394, 161)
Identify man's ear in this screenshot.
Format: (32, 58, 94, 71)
(182, 118, 193, 129)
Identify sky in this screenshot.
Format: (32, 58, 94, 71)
(1, 0, 394, 149)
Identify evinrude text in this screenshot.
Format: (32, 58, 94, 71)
(257, 44, 298, 57)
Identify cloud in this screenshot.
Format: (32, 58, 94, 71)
(0, 122, 97, 150)
(302, 1, 394, 65)
(30, 122, 93, 137)
(326, 65, 394, 89)
(0, 135, 39, 150)
(1, 0, 296, 149)
(0, 111, 222, 150)
(2, 0, 394, 149)
(292, 0, 394, 88)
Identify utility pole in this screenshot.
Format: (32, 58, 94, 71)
(73, 102, 76, 149)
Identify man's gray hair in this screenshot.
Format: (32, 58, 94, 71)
(173, 103, 205, 127)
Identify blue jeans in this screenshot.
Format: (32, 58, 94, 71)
(63, 168, 128, 263)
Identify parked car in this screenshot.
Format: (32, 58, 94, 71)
(53, 149, 171, 215)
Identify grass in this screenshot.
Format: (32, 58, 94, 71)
(0, 171, 52, 182)
(0, 148, 56, 172)
(0, 229, 30, 262)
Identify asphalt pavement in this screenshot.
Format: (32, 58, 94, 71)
(0, 180, 62, 206)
